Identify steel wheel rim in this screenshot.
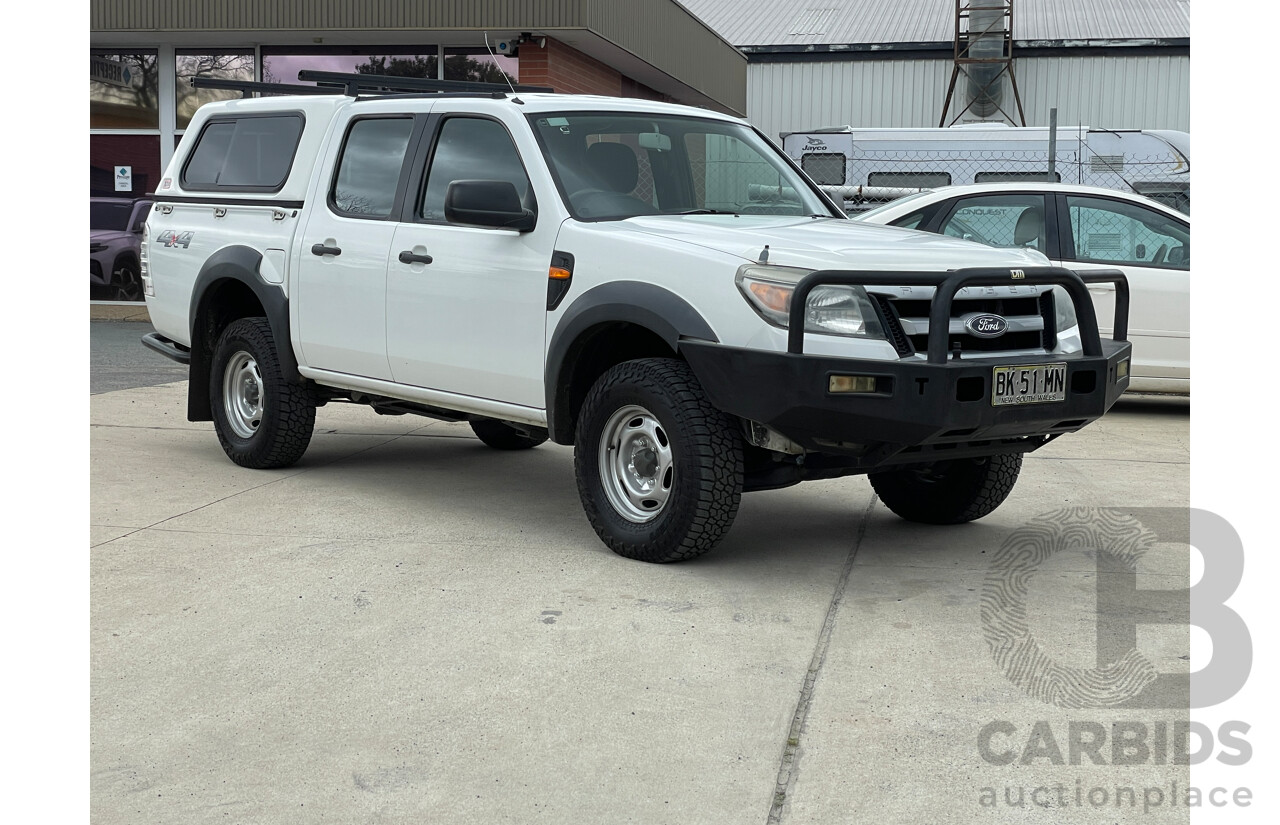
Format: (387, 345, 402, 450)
(223, 350, 264, 439)
(598, 404, 675, 523)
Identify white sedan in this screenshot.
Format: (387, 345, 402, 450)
(856, 182, 1189, 394)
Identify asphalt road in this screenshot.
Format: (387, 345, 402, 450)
(90, 320, 188, 394)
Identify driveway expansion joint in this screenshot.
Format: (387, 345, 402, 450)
(766, 496, 874, 824)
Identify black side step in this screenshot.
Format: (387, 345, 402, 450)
(142, 332, 191, 365)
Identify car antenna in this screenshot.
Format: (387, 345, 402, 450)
(485, 32, 523, 104)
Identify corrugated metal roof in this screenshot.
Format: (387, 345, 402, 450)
(676, 0, 1190, 47)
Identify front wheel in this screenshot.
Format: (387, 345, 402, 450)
(210, 317, 315, 469)
(574, 359, 743, 563)
(869, 454, 1022, 524)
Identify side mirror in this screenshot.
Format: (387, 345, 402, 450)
(444, 180, 536, 232)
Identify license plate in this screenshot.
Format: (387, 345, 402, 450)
(992, 363, 1067, 406)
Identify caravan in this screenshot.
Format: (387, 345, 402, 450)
(780, 125, 1190, 214)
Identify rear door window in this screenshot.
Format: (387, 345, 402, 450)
(1064, 196, 1189, 269)
(330, 117, 416, 218)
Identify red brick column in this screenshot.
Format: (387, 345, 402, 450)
(517, 37, 622, 97)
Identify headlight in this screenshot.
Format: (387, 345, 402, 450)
(1051, 286, 1081, 353)
(736, 265, 885, 339)
(1052, 286, 1076, 332)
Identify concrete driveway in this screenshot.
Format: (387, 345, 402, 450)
(91, 352, 1191, 824)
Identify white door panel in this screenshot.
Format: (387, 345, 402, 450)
(385, 113, 557, 408)
(294, 112, 421, 380)
(1058, 193, 1190, 382)
(386, 224, 550, 406)
(1063, 261, 1190, 380)
(295, 221, 396, 378)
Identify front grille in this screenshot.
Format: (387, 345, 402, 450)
(871, 294, 913, 356)
(874, 289, 1055, 358)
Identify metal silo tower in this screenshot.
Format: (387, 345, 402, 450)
(940, 0, 1027, 126)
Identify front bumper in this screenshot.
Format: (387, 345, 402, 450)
(684, 339, 1129, 469)
(90, 255, 110, 286)
(683, 265, 1132, 471)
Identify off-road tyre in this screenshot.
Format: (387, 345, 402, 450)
(210, 317, 315, 469)
(470, 419, 549, 450)
(869, 454, 1022, 524)
(574, 358, 743, 563)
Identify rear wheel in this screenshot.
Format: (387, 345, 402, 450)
(470, 419, 548, 450)
(210, 317, 315, 469)
(869, 454, 1022, 524)
(574, 359, 743, 563)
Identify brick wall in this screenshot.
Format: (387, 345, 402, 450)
(519, 37, 675, 103)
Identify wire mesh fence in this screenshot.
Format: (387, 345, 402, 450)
(798, 148, 1190, 214)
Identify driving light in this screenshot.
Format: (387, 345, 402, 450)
(828, 375, 878, 393)
(1117, 359, 1130, 379)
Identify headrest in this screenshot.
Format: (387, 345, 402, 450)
(1014, 207, 1043, 247)
(585, 142, 639, 194)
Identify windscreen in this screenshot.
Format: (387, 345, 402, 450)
(529, 112, 835, 220)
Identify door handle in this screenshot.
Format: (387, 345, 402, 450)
(1087, 283, 1116, 293)
(311, 243, 342, 257)
(398, 250, 434, 265)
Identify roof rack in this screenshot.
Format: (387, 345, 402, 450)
(190, 77, 343, 97)
(296, 70, 554, 97)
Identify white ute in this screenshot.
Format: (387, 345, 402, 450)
(142, 72, 1133, 562)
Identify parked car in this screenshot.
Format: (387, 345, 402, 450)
(856, 182, 1188, 394)
(91, 197, 152, 301)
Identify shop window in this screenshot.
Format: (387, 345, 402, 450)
(262, 48, 440, 86)
(90, 135, 161, 197)
(443, 48, 519, 84)
(91, 51, 159, 129)
(176, 51, 255, 129)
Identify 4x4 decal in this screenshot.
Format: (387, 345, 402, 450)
(160, 230, 194, 249)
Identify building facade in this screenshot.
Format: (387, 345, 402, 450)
(89, 0, 747, 199)
(679, 0, 1190, 142)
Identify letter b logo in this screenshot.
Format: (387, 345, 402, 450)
(981, 508, 1251, 708)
